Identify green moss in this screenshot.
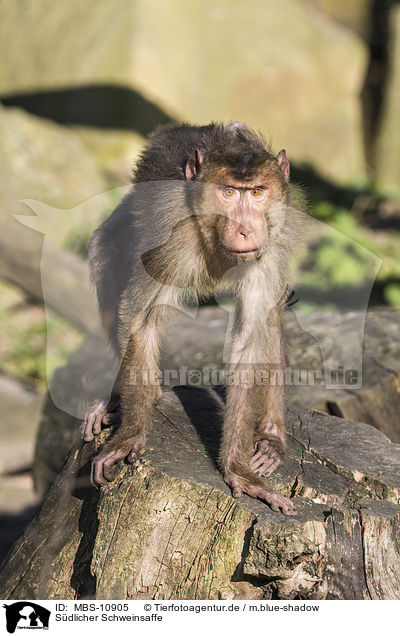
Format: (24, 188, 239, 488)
(308, 200, 400, 308)
(384, 283, 400, 308)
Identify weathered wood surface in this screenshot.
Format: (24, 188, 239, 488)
(284, 309, 400, 442)
(0, 376, 43, 561)
(2, 386, 400, 600)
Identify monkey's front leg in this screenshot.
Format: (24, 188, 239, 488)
(250, 320, 287, 477)
(220, 383, 295, 516)
(90, 332, 159, 487)
(250, 378, 286, 477)
(82, 380, 162, 442)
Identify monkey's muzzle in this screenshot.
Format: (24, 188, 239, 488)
(225, 247, 261, 261)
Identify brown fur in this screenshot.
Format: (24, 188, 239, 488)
(82, 122, 303, 515)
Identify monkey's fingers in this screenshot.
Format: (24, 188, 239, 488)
(125, 435, 146, 464)
(91, 435, 146, 487)
(102, 412, 121, 427)
(259, 458, 281, 477)
(250, 453, 281, 476)
(82, 399, 121, 442)
(250, 440, 283, 476)
(82, 400, 108, 442)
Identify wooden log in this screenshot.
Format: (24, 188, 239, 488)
(0, 218, 97, 332)
(284, 309, 400, 443)
(1, 387, 400, 600)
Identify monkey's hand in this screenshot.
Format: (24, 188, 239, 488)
(250, 436, 285, 477)
(90, 434, 145, 487)
(81, 398, 121, 442)
(225, 470, 296, 516)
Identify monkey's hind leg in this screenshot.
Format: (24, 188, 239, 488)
(224, 465, 296, 516)
(221, 393, 295, 515)
(250, 369, 287, 477)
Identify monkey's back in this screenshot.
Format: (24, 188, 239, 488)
(133, 123, 220, 183)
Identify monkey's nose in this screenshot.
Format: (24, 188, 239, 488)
(238, 224, 254, 238)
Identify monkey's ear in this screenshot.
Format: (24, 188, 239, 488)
(276, 149, 290, 183)
(184, 149, 204, 180)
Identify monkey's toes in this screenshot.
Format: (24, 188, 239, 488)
(90, 448, 127, 487)
(90, 435, 145, 487)
(244, 482, 296, 516)
(269, 493, 296, 516)
(224, 473, 244, 499)
(225, 471, 296, 515)
(250, 439, 283, 476)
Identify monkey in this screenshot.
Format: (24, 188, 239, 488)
(82, 121, 301, 515)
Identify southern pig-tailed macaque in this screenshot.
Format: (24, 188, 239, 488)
(82, 121, 301, 515)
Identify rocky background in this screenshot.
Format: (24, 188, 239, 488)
(0, 0, 400, 566)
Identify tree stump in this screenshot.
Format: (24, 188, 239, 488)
(1, 387, 400, 600)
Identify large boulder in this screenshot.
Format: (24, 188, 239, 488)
(299, 0, 374, 40)
(374, 5, 400, 194)
(0, 0, 368, 185)
(0, 103, 112, 248)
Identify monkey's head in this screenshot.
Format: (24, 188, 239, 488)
(185, 123, 290, 262)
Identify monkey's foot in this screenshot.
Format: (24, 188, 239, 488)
(250, 437, 284, 477)
(243, 482, 296, 515)
(90, 435, 145, 487)
(81, 397, 121, 442)
(226, 473, 296, 516)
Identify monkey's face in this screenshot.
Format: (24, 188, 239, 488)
(215, 184, 268, 261)
(208, 166, 287, 262)
(184, 135, 290, 263)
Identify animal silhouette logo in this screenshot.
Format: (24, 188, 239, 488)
(3, 602, 50, 633)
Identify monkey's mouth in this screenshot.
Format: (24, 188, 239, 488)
(225, 247, 261, 260)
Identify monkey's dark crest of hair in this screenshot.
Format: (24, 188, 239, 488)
(133, 122, 274, 183)
(207, 126, 271, 181)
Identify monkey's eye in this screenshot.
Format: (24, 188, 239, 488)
(223, 187, 236, 198)
(250, 188, 263, 197)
